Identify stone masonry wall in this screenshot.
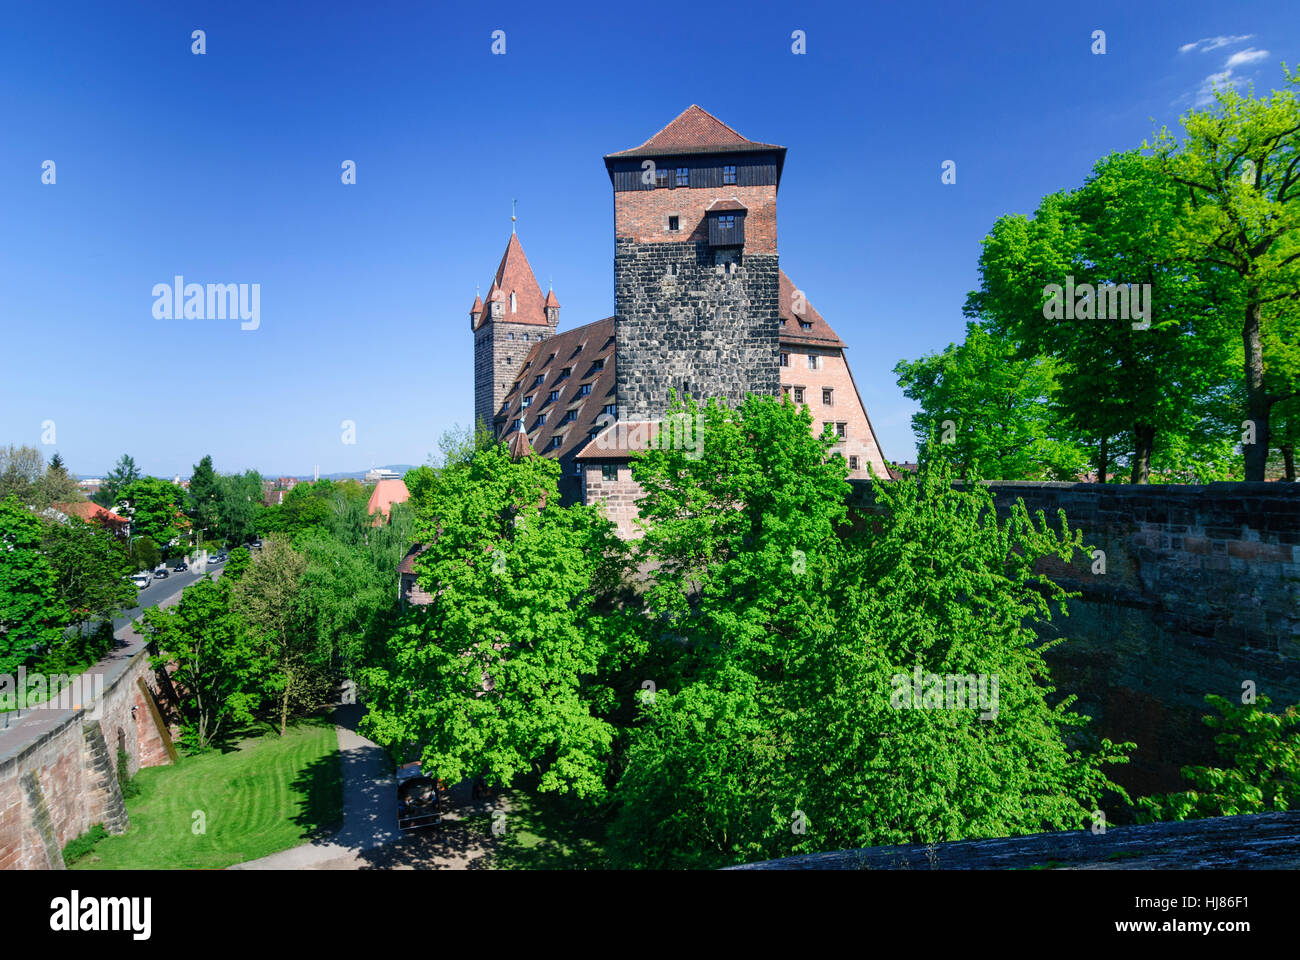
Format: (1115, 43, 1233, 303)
(0, 647, 174, 870)
(473, 319, 553, 432)
(582, 462, 646, 540)
(849, 479, 1300, 798)
(614, 238, 780, 421)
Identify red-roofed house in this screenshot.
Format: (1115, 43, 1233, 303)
(367, 478, 409, 526)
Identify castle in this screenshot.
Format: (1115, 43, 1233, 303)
(470, 106, 888, 537)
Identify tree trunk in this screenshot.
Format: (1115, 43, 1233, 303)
(1097, 435, 1109, 484)
(1130, 425, 1155, 484)
(1243, 294, 1271, 482)
(280, 664, 291, 737)
(1283, 445, 1296, 482)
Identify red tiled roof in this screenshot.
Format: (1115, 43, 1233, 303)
(544, 288, 560, 309)
(507, 428, 533, 460)
(606, 105, 785, 158)
(53, 501, 127, 526)
(573, 420, 660, 461)
(778, 270, 846, 349)
(398, 542, 427, 575)
(495, 317, 617, 464)
(472, 234, 549, 331)
(367, 478, 409, 526)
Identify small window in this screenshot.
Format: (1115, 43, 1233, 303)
(780, 352, 789, 367)
(536, 413, 547, 426)
(723, 164, 737, 185)
(675, 167, 688, 187)
(822, 388, 833, 405)
(800, 320, 813, 330)
(560, 366, 572, 380)
(668, 216, 679, 231)
(592, 358, 605, 370)
(717, 214, 736, 230)
(534, 374, 545, 386)
(513, 419, 524, 432)
(808, 355, 819, 370)
(588, 429, 601, 442)
(506, 332, 514, 340)
(522, 395, 533, 408)
(779, 319, 786, 327)
(548, 435, 564, 450)
(573, 461, 582, 476)
(793, 387, 804, 404)
(562, 410, 577, 424)
(578, 383, 592, 397)
(548, 390, 560, 402)
(849, 456, 859, 470)
(837, 422, 847, 439)
(655, 168, 669, 189)
(602, 464, 618, 481)
(602, 403, 617, 416)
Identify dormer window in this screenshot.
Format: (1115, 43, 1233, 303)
(548, 435, 564, 450)
(578, 383, 592, 396)
(799, 320, 812, 331)
(559, 366, 572, 380)
(533, 374, 545, 387)
(548, 390, 560, 402)
(561, 410, 577, 424)
(592, 358, 605, 370)
(707, 210, 745, 247)
(522, 395, 533, 408)
(536, 413, 547, 426)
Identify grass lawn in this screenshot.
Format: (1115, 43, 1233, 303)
(459, 783, 609, 869)
(70, 715, 342, 870)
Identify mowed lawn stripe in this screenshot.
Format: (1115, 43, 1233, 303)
(71, 718, 343, 870)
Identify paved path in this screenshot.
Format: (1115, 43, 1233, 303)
(0, 567, 222, 761)
(231, 704, 495, 870)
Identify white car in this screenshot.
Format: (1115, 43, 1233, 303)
(131, 572, 152, 589)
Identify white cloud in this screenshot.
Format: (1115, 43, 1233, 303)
(1225, 47, 1269, 68)
(1196, 70, 1240, 107)
(1178, 34, 1255, 55)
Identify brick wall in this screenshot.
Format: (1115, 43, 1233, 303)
(848, 479, 1300, 797)
(0, 648, 174, 870)
(614, 182, 778, 253)
(582, 462, 645, 540)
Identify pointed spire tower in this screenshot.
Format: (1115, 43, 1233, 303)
(472, 231, 557, 433)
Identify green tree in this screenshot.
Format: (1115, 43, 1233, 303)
(0, 495, 68, 673)
(894, 323, 1090, 480)
(117, 477, 187, 549)
(1152, 72, 1300, 480)
(608, 397, 1130, 867)
(361, 437, 625, 798)
(142, 578, 263, 750)
(0, 445, 45, 505)
(36, 453, 83, 508)
(966, 151, 1236, 483)
(216, 470, 263, 544)
(231, 536, 316, 736)
(40, 515, 134, 634)
(1138, 695, 1300, 821)
(187, 455, 222, 543)
(94, 453, 141, 508)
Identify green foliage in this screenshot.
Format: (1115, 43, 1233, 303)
(1138, 695, 1300, 822)
(361, 434, 626, 799)
(117, 477, 187, 549)
(62, 823, 109, 866)
(186, 455, 222, 542)
(116, 746, 140, 799)
(0, 495, 68, 673)
(143, 577, 264, 750)
(606, 396, 1130, 868)
(894, 323, 1090, 480)
(93, 454, 141, 508)
(0, 445, 47, 506)
(40, 515, 134, 632)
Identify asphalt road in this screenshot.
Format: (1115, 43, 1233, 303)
(111, 561, 222, 631)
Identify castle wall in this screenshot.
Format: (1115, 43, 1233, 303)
(614, 240, 780, 420)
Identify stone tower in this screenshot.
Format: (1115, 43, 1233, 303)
(471, 233, 559, 432)
(604, 105, 784, 420)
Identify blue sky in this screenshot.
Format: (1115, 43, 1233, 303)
(1, 0, 1295, 478)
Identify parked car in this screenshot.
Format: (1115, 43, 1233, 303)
(153, 567, 169, 580)
(131, 572, 152, 589)
(172, 560, 188, 572)
(396, 763, 441, 832)
(249, 540, 263, 550)
(209, 552, 227, 564)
